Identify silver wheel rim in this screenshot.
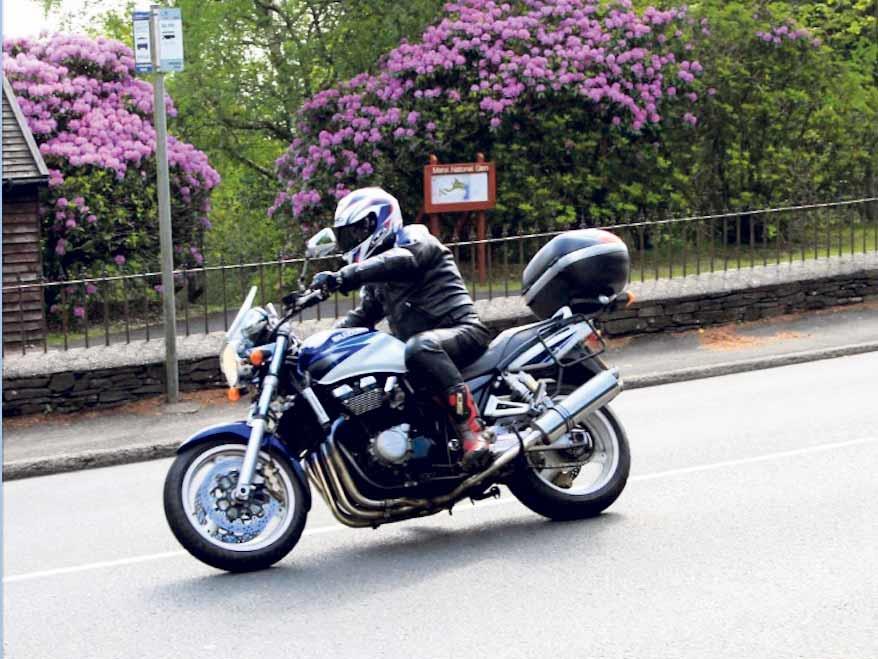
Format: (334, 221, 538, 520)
(181, 444, 296, 552)
(530, 407, 620, 496)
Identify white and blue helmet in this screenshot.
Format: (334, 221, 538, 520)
(333, 187, 403, 264)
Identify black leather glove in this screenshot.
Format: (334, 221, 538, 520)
(311, 271, 344, 293)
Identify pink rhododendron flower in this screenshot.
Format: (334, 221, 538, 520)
(756, 23, 814, 47)
(272, 0, 701, 222)
(3, 34, 219, 276)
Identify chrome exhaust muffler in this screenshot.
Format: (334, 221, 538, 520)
(528, 368, 623, 445)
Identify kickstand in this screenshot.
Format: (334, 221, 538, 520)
(469, 485, 501, 505)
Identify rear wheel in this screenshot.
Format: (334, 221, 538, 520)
(508, 388, 630, 520)
(163, 439, 308, 572)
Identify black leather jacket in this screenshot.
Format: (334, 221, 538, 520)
(336, 225, 483, 341)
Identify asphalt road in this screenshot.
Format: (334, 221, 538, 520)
(4, 353, 877, 659)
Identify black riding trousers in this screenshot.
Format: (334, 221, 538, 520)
(403, 318, 491, 394)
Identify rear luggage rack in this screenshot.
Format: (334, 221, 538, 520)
(519, 314, 605, 373)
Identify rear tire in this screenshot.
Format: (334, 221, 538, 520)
(164, 438, 308, 572)
(508, 401, 630, 521)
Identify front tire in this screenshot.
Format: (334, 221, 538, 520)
(508, 400, 630, 521)
(164, 438, 308, 572)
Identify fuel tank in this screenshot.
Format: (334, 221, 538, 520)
(298, 328, 407, 385)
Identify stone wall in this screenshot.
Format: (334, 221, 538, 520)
(3, 253, 876, 416)
(599, 271, 876, 336)
(3, 358, 226, 417)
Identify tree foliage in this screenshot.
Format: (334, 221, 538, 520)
(276, 0, 878, 233)
(43, 0, 878, 254)
(81, 0, 446, 257)
(668, 0, 878, 210)
(273, 0, 703, 233)
(2, 33, 220, 283)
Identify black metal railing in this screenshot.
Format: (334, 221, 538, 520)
(3, 197, 876, 355)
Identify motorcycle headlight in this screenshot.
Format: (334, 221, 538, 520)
(220, 343, 241, 388)
(240, 307, 269, 343)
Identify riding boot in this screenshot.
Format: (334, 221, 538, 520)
(445, 383, 495, 472)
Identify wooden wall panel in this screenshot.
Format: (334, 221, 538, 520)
(2, 190, 46, 348)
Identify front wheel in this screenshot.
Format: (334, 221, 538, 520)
(508, 399, 630, 521)
(163, 439, 308, 572)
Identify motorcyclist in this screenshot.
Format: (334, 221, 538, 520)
(310, 187, 494, 472)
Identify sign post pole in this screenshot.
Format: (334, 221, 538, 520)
(427, 155, 441, 237)
(475, 153, 488, 284)
(149, 5, 179, 404)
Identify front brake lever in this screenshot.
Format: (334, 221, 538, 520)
(282, 286, 326, 316)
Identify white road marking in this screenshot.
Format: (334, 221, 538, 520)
(629, 435, 878, 482)
(2, 524, 344, 584)
(5, 435, 876, 584)
(3, 551, 188, 583)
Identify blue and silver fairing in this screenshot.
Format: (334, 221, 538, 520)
(298, 328, 407, 384)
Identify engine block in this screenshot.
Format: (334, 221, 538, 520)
(370, 424, 412, 465)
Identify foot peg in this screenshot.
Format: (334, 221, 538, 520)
(461, 441, 494, 472)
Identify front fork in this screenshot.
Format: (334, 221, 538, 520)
(234, 331, 288, 500)
(234, 328, 332, 501)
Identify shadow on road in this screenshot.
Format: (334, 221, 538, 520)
(149, 511, 624, 611)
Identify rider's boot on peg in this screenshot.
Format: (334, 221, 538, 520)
(445, 383, 495, 473)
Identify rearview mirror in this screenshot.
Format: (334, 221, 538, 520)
(306, 228, 338, 258)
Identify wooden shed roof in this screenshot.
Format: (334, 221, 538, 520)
(2, 75, 49, 185)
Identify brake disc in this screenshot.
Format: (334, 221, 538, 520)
(526, 428, 593, 488)
(195, 457, 280, 543)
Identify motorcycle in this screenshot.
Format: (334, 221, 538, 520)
(164, 227, 632, 572)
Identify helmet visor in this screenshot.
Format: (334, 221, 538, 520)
(336, 213, 376, 255)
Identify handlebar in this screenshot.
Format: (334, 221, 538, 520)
(298, 287, 329, 308)
(271, 287, 329, 336)
(281, 286, 329, 316)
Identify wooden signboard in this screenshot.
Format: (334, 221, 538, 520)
(422, 154, 496, 283)
(423, 159, 496, 214)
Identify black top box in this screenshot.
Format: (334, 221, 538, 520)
(522, 229, 629, 319)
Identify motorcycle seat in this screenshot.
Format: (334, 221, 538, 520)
(462, 318, 556, 380)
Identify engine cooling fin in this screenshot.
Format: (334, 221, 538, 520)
(342, 388, 385, 415)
